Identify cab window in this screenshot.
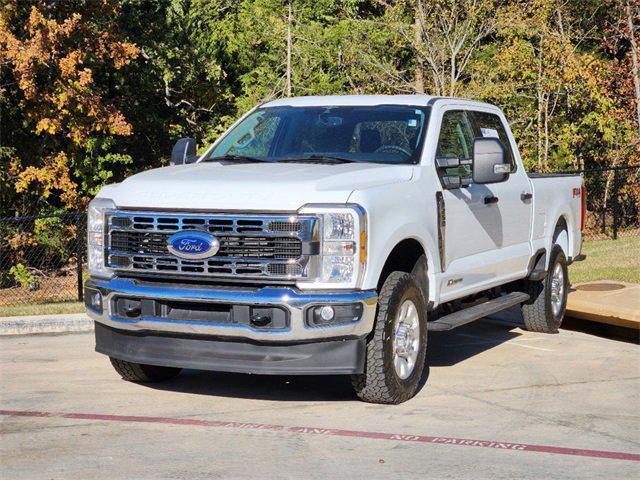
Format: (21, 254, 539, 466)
(436, 110, 474, 178)
(468, 111, 516, 171)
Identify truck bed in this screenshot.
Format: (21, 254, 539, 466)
(529, 173, 583, 259)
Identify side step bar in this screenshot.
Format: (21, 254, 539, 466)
(427, 292, 530, 332)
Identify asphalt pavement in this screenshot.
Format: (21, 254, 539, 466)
(1, 317, 639, 479)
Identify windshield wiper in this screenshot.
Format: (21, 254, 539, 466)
(206, 154, 271, 163)
(277, 155, 359, 164)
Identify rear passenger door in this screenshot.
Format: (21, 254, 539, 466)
(467, 110, 532, 279)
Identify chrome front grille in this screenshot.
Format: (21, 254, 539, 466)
(105, 211, 318, 280)
(110, 231, 302, 259)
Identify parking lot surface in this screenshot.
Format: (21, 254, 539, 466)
(1, 317, 639, 479)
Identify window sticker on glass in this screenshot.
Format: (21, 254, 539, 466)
(407, 119, 418, 127)
(481, 127, 499, 138)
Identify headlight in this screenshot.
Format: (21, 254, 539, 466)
(324, 213, 355, 240)
(298, 205, 366, 289)
(87, 197, 116, 279)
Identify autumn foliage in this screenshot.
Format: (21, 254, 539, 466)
(0, 0, 638, 219)
(1, 1, 138, 212)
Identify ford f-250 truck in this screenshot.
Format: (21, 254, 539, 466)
(85, 95, 585, 404)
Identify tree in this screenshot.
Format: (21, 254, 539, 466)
(0, 0, 139, 214)
(604, 0, 640, 133)
(0, 0, 637, 225)
(413, 0, 499, 96)
(349, 0, 498, 95)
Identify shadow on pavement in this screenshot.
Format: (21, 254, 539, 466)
(147, 309, 527, 402)
(427, 323, 522, 367)
(561, 316, 639, 344)
(148, 369, 355, 402)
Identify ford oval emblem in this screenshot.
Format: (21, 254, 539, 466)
(167, 231, 220, 260)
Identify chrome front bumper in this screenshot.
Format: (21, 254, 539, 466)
(85, 277, 377, 342)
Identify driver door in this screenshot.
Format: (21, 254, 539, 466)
(435, 109, 504, 300)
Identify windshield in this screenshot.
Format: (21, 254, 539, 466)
(206, 105, 430, 164)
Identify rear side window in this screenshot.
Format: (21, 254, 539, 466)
(468, 111, 516, 171)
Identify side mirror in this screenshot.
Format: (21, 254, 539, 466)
(171, 138, 197, 165)
(472, 138, 510, 184)
(436, 156, 472, 189)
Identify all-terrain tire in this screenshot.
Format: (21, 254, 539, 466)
(110, 357, 182, 383)
(351, 272, 428, 404)
(521, 244, 569, 333)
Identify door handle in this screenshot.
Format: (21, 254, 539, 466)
(521, 192, 533, 201)
(484, 196, 499, 205)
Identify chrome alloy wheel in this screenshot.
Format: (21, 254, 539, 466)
(392, 299, 421, 380)
(550, 261, 565, 317)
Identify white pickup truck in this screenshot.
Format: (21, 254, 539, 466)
(85, 95, 585, 404)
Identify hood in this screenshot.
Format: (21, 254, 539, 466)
(99, 161, 414, 211)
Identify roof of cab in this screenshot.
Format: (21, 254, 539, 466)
(261, 94, 496, 109)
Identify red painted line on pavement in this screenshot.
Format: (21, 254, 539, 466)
(1, 409, 638, 462)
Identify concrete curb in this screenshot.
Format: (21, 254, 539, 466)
(0, 313, 93, 336)
(567, 281, 640, 331)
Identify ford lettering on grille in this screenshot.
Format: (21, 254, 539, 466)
(167, 231, 220, 260)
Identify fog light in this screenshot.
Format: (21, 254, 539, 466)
(84, 288, 103, 313)
(319, 306, 335, 321)
(306, 303, 363, 328)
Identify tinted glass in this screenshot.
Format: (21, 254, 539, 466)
(468, 111, 515, 170)
(207, 105, 430, 164)
(436, 110, 474, 160)
(436, 110, 475, 177)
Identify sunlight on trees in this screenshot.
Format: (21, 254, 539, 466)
(1, 0, 638, 217)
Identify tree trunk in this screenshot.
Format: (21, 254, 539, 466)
(414, 2, 425, 94)
(536, 50, 543, 171)
(602, 158, 619, 235)
(625, 0, 640, 133)
(286, 1, 292, 97)
(543, 93, 550, 171)
(450, 50, 456, 96)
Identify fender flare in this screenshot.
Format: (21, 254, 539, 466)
(547, 215, 571, 267)
(367, 231, 439, 303)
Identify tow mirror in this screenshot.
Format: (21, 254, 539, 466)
(472, 138, 509, 184)
(171, 138, 198, 165)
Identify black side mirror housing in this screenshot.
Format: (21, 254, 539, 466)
(437, 156, 473, 189)
(472, 138, 510, 184)
(171, 138, 198, 165)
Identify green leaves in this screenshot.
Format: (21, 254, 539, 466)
(1, 0, 637, 218)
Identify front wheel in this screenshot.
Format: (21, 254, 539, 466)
(521, 244, 569, 333)
(351, 272, 428, 404)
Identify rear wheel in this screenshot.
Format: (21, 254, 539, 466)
(351, 272, 428, 404)
(110, 357, 182, 383)
(521, 244, 568, 333)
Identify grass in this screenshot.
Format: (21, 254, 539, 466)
(569, 235, 640, 284)
(0, 301, 85, 318)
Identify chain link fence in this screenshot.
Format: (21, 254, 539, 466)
(0, 212, 85, 309)
(0, 166, 638, 310)
(577, 166, 640, 240)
